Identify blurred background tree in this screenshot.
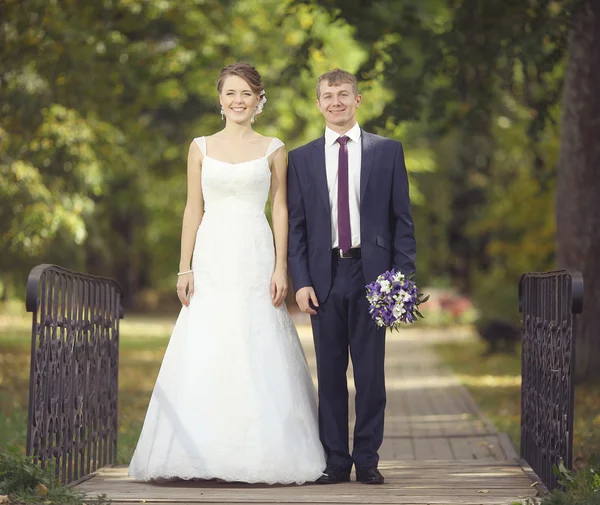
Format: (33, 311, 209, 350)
(1, 0, 598, 378)
(555, 0, 600, 381)
(0, 0, 395, 305)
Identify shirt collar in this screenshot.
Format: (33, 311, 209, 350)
(325, 123, 362, 147)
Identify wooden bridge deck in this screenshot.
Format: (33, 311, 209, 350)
(77, 325, 541, 504)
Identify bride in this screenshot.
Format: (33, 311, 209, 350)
(128, 63, 326, 484)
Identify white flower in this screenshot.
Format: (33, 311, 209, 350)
(367, 296, 379, 305)
(396, 289, 412, 302)
(256, 93, 267, 115)
(392, 303, 406, 319)
(393, 271, 405, 283)
(379, 280, 391, 293)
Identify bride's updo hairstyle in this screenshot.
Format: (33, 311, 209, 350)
(217, 63, 267, 119)
(217, 63, 265, 99)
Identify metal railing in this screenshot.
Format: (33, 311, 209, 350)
(518, 270, 584, 491)
(25, 264, 124, 484)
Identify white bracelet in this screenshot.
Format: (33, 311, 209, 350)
(177, 270, 193, 276)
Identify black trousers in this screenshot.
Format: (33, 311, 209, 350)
(310, 256, 386, 471)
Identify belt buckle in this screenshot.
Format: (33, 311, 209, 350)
(339, 249, 352, 259)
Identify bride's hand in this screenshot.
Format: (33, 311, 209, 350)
(176, 272, 194, 307)
(270, 268, 288, 307)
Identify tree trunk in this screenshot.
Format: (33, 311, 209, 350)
(556, 0, 600, 382)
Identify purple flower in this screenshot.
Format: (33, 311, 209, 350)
(365, 269, 429, 330)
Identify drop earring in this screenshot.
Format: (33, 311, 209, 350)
(220, 106, 224, 120)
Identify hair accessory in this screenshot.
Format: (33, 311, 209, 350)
(256, 92, 267, 115)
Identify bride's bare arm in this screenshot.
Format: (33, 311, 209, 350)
(270, 145, 288, 271)
(176, 141, 204, 306)
(269, 145, 288, 306)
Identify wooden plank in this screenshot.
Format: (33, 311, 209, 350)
(97, 459, 532, 472)
(76, 327, 539, 504)
(497, 432, 519, 460)
(412, 437, 455, 460)
(378, 436, 415, 460)
(102, 498, 535, 505)
(449, 436, 503, 461)
(78, 461, 538, 503)
(79, 471, 537, 504)
(105, 495, 527, 505)
(106, 500, 533, 505)
(106, 499, 527, 505)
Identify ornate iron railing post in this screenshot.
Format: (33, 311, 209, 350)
(518, 270, 583, 491)
(25, 264, 124, 484)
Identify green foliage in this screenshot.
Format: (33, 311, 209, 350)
(314, 0, 572, 307)
(0, 448, 109, 504)
(0, 448, 54, 498)
(1, 0, 416, 304)
(0, 0, 583, 318)
(529, 463, 600, 505)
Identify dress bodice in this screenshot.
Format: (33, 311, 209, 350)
(194, 136, 284, 216)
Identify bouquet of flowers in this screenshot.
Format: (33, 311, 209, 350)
(366, 269, 429, 330)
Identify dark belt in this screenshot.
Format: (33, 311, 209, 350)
(332, 247, 361, 259)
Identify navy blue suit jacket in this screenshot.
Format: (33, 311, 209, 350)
(287, 130, 416, 303)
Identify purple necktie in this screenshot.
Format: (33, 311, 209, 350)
(336, 135, 351, 253)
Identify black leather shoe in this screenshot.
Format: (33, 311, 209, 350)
(356, 467, 384, 484)
(315, 465, 351, 484)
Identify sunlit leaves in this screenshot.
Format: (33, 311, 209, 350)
(0, 0, 569, 311)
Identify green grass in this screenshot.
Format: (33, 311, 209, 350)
(0, 448, 110, 504)
(515, 463, 600, 505)
(0, 310, 172, 464)
(117, 335, 168, 463)
(434, 339, 600, 469)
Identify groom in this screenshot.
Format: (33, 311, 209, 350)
(287, 69, 416, 485)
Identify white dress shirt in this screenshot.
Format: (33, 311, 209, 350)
(324, 123, 362, 249)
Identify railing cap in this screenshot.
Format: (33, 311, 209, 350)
(571, 270, 584, 314)
(25, 264, 125, 317)
(518, 269, 583, 315)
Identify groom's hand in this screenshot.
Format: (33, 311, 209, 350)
(296, 286, 319, 315)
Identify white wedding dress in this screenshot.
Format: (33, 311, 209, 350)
(128, 137, 326, 484)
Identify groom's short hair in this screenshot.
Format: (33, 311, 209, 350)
(316, 69, 359, 99)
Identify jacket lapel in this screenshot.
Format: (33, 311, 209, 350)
(360, 131, 375, 202)
(310, 136, 331, 217)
